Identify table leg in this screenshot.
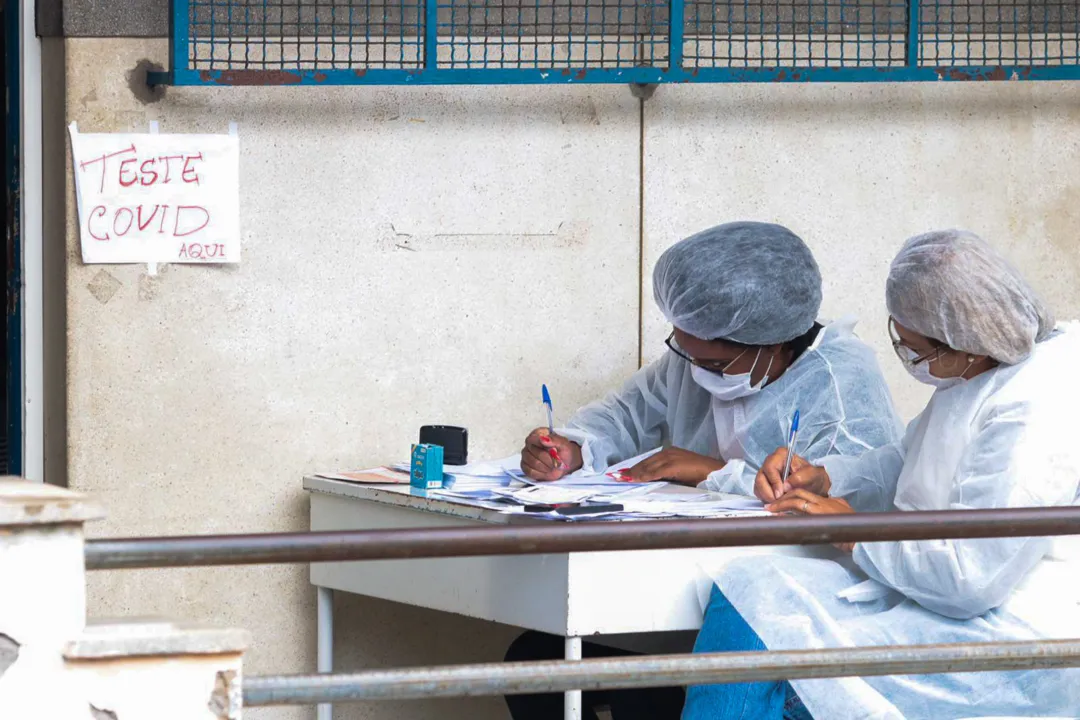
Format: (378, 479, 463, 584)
(317, 586, 334, 720)
(564, 635, 582, 720)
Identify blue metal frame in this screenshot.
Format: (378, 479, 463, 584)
(156, 65, 1080, 86)
(147, 0, 1080, 87)
(4, 0, 22, 474)
(171, 0, 191, 78)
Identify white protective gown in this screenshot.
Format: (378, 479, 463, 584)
(559, 318, 904, 498)
(712, 323, 1080, 720)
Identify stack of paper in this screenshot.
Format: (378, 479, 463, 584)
(314, 468, 410, 484)
(388, 455, 523, 491)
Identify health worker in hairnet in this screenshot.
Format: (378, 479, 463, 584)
(519, 221, 903, 492)
(505, 222, 902, 720)
(683, 229, 1080, 720)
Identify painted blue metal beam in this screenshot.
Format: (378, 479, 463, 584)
(906, 0, 922, 68)
(172, 0, 191, 75)
(150, 64, 1080, 87)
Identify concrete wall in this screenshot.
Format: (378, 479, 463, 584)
(54, 38, 1080, 720)
(61, 37, 641, 720)
(642, 82, 1080, 419)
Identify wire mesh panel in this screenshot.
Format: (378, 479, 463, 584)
(921, 0, 1080, 67)
(157, 0, 1080, 84)
(435, 0, 669, 69)
(683, 0, 908, 69)
(189, 0, 425, 71)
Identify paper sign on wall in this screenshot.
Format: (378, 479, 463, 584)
(69, 123, 241, 264)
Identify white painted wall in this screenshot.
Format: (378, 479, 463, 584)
(58, 38, 1080, 720)
(63, 38, 640, 720)
(643, 82, 1080, 419)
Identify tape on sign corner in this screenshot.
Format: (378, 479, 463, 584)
(148, 121, 160, 134)
(146, 262, 159, 276)
(228, 122, 238, 137)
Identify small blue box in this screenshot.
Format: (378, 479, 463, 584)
(411, 443, 445, 490)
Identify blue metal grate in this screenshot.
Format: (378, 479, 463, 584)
(152, 0, 1080, 85)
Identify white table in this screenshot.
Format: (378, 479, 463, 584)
(305, 477, 826, 720)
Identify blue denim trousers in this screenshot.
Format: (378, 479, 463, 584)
(681, 584, 813, 720)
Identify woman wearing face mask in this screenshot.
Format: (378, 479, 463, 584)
(505, 222, 903, 720)
(683, 229, 1080, 720)
(519, 221, 903, 492)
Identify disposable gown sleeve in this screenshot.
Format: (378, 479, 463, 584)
(819, 440, 907, 513)
(852, 401, 1079, 619)
(705, 429, 903, 501)
(559, 354, 674, 472)
(702, 346, 905, 500)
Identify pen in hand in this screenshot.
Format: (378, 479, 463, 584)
(541, 384, 565, 470)
(780, 409, 800, 488)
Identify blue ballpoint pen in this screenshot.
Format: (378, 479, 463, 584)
(781, 409, 801, 485)
(541, 384, 563, 468)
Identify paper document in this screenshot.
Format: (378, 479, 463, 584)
(315, 468, 410, 484)
(390, 455, 519, 478)
(493, 485, 599, 506)
(518, 448, 665, 488)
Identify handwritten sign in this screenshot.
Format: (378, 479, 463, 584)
(69, 124, 241, 264)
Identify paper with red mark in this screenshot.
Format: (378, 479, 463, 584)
(68, 123, 241, 264)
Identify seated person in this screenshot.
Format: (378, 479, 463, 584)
(683, 229, 1080, 720)
(506, 221, 904, 720)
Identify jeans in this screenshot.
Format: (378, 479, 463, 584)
(681, 585, 813, 720)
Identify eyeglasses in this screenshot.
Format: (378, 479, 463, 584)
(665, 331, 747, 376)
(888, 318, 942, 368)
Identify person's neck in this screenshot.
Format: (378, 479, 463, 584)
(961, 357, 999, 379)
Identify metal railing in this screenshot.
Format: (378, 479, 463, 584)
(86, 506, 1080, 707)
(150, 0, 1080, 86)
(241, 639, 1080, 705)
(85, 506, 1080, 569)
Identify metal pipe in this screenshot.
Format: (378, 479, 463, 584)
(241, 639, 1080, 705)
(86, 506, 1080, 570)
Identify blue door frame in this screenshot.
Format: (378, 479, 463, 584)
(4, 0, 22, 475)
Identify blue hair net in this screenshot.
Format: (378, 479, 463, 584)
(653, 222, 823, 345)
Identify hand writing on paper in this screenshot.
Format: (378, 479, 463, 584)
(754, 448, 831, 503)
(620, 447, 725, 486)
(766, 489, 856, 553)
(520, 429, 583, 482)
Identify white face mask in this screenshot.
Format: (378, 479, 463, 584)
(898, 346, 971, 390)
(691, 348, 774, 401)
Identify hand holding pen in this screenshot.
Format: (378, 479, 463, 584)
(519, 385, 584, 481)
(520, 428, 583, 481)
(752, 410, 832, 503)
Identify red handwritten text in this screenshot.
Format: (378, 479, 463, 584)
(179, 243, 227, 260)
(79, 144, 204, 193)
(87, 203, 211, 242)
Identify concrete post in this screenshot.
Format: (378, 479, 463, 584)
(0, 477, 103, 718)
(0, 478, 250, 719)
(65, 619, 250, 719)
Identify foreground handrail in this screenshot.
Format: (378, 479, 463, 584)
(87, 506, 1080, 569)
(240, 639, 1080, 704)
